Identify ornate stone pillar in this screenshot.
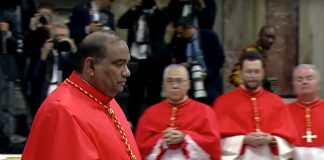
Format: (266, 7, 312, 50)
(265, 0, 298, 96)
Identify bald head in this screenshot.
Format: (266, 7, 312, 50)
(163, 64, 189, 80)
(83, 30, 120, 45)
(74, 30, 122, 73)
(163, 64, 190, 103)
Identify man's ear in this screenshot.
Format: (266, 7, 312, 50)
(84, 57, 96, 77)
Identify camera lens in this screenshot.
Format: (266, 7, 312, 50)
(39, 14, 51, 25)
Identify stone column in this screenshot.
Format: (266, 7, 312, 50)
(222, 0, 266, 92)
(299, 0, 324, 97)
(265, 0, 298, 96)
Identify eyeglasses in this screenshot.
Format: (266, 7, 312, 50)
(164, 78, 188, 85)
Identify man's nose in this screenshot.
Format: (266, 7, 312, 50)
(123, 65, 131, 77)
(249, 72, 258, 78)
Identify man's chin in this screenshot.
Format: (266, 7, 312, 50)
(117, 86, 125, 93)
(245, 84, 259, 91)
(263, 45, 272, 50)
(168, 95, 182, 101)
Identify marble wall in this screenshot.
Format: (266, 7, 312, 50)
(299, 0, 324, 98)
(221, 0, 267, 92)
(221, 0, 299, 96)
(221, 0, 324, 97)
(265, 0, 298, 96)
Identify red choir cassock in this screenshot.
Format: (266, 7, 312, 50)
(22, 72, 141, 160)
(288, 99, 324, 146)
(135, 98, 221, 160)
(213, 87, 297, 159)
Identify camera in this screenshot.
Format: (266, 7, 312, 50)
(52, 37, 71, 52)
(191, 63, 207, 98)
(39, 13, 51, 25)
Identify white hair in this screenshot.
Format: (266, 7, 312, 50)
(293, 64, 321, 81)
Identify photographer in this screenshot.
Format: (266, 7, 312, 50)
(117, 0, 172, 128)
(23, 3, 56, 119)
(0, 9, 23, 153)
(171, 16, 224, 105)
(0, 19, 16, 152)
(168, 0, 216, 30)
(34, 23, 76, 108)
(0, 1, 36, 152)
(29, 2, 55, 31)
(69, 0, 115, 45)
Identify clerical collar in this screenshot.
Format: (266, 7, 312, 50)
(167, 96, 189, 107)
(67, 71, 112, 105)
(298, 97, 321, 107)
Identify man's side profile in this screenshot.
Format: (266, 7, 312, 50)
(22, 30, 141, 160)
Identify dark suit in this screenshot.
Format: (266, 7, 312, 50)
(118, 6, 171, 128)
(34, 50, 74, 102)
(68, 1, 115, 45)
(23, 27, 50, 118)
(172, 29, 224, 104)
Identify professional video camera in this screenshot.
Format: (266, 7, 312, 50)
(190, 62, 207, 98)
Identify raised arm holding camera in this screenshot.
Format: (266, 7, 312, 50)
(69, 0, 115, 45)
(117, 0, 172, 128)
(168, 0, 216, 30)
(23, 3, 59, 118)
(35, 23, 76, 105)
(29, 3, 55, 32)
(171, 16, 224, 105)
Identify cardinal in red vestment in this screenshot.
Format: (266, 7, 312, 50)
(288, 64, 324, 160)
(22, 31, 141, 160)
(135, 64, 221, 160)
(213, 52, 297, 160)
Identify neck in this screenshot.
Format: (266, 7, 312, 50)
(168, 96, 188, 105)
(241, 85, 261, 93)
(298, 94, 319, 103)
(76, 72, 115, 97)
(77, 72, 92, 85)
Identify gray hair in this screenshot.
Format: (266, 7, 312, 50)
(163, 64, 189, 80)
(293, 64, 321, 81)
